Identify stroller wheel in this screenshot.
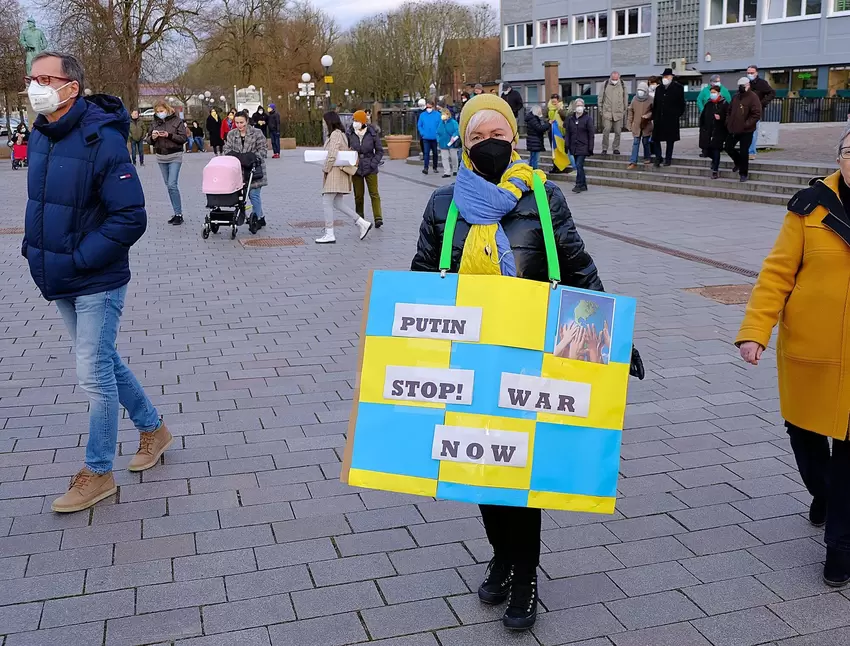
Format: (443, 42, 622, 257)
(231, 225, 237, 240)
(249, 215, 258, 234)
(202, 226, 210, 239)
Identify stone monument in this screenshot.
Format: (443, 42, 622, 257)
(20, 18, 48, 76)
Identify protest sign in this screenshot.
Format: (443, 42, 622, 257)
(340, 270, 637, 514)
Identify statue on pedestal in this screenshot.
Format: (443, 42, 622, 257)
(20, 18, 48, 76)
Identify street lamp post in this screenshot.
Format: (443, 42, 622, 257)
(321, 54, 333, 106)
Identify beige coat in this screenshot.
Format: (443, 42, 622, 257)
(627, 96, 653, 137)
(322, 130, 352, 194)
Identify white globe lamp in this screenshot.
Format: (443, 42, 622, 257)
(301, 73, 311, 83)
(321, 55, 333, 68)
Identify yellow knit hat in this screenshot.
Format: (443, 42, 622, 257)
(458, 94, 518, 147)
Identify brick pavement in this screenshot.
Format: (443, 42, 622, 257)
(0, 149, 844, 646)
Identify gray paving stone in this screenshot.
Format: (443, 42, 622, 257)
(774, 627, 850, 646)
(539, 573, 625, 610)
(86, 559, 173, 592)
(0, 531, 61, 557)
(683, 575, 782, 615)
(446, 591, 521, 625)
(267, 612, 366, 646)
(389, 544, 475, 574)
(672, 483, 749, 508)
(5, 622, 105, 646)
(114, 534, 196, 564)
(0, 570, 84, 606)
(615, 493, 688, 518)
(0, 602, 43, 634)
(610, 622, 712, 646)
(143, 510, 220, 538)
(362, 598, 458, 640)
(167, 491, 240, 515)
(607, 536, 694, 567)
(173, 549, 257, 581)
(540, 546, 625, 578)
(224, 564, 312, 601)
(408, 517, 486, 547)
(26, 544, 112, 576)
(334, 528, 416, 556)
(607, 561, 700, 596)
(218, 502, 294, 528)
(254, 537, 337, 570)
(196, 525, 274, 553)
(239, 484, 311, 506)
(203, 594, 295, 634)
(137, 578, 227, 613)
(437, 620, 542, 645)
(680, 549, 772, 583)
(176, 627, 271, 646)
(309, 552, 396, 586)
(541, 524, 620, 551)
(91, 499, 168, 525)
(741, 516, 822, 545)
(732, 494, 808, 521)
(605, 514, 686, 541)
(377, 568, 469, 604)
(291, 580, 384, 619)
(670, 503, 752, 531)
(291, 494, 365, 519)
(415, 500, 479, 522)
(41, 589, 135, 628)
(757, 564, 832, 600)
(607, 590, 704, 630)
(749, 538, 825, 570)
(106, 608, 202, 645)
(531, 603, 624, 645)
(346, 505, 425, 532)
(677, 525, 762, 556)
(691, 606, 797, 646)
(271, 514, 351, 543)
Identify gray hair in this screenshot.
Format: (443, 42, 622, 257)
(837, 124, 850, 157)
(531, 104, 543, 117)
(31, 51, 85, 92)
(574, 97, 586, 106)
(710, 74, 721, 84)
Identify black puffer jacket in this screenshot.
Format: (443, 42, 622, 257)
(411, 181, 603, 289)
(525, 113, 550, 153)
(347, 124, 384, 176)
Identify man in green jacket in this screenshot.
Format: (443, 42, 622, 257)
(697, 75, 731, 157)
(128, 109, 148, 167)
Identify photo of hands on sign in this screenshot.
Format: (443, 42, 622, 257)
(553, 292, 616, 364)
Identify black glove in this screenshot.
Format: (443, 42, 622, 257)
(630, 346, 645, 380)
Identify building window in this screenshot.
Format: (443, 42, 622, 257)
(708, 0, 758, 25)
(766, 0, 821, 19)
(834, 0, 850, 11)
(574, 12, 608, 41)
(526, 85, 539, 103)
(505, 22, 534, 49)
(791, 67, 819, 91)
(539, 17, 569, 45)
(767, 69, 790, 89)
(614, 5, 652, 37)
(829, 66, 850, 91)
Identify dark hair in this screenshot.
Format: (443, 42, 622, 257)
(550, 93, 560, 100)
(31, 51, 85, 94)
(648, 75, 660, 85)
(234, 113, 248, 122)
(324, 111, 343, 133)
(747, 64, 758, 71)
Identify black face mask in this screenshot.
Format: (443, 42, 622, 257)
(739, 85, 748, 94)
(467, 138, 513, 180)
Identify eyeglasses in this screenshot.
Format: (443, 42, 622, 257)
(840, 147, 850, 160)
(24, 75, 71, 87)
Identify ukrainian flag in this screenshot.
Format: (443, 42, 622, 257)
(552, 117, 570, 172)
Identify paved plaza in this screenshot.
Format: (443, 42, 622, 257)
(0, 148, 846, 646)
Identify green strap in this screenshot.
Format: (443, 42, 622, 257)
(439, 175, 561, 285)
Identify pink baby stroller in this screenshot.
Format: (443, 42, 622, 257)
(201, 154, 258, 239)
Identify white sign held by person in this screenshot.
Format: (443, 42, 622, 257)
(384, 366, 474, 405)
(432, 425, 529, 468)
(498, 373, 591, 418)
(392, 303, 483, 342)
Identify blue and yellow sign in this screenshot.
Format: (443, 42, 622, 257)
(341, 270, 637, 514)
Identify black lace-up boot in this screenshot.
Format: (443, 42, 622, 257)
(503, 571, 538, 630)
(477, 557, 513, 604)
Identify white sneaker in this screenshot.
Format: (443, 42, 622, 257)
(315, 230, 336, 244)
(357, 218, 373, 241)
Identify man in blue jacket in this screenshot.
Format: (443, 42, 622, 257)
(23, 52, 172, 513)
(417, 101, 442, 175)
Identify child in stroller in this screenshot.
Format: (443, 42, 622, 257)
(201, 152, 263, 239)
(8, 124, 29, 170)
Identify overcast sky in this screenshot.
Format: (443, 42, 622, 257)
(314, 0, 499, 29)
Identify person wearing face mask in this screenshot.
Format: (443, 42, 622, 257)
(698, 84, 730, 179)
(627, 82, 653, 170)
(224, 112, 268, 229)
(736, 125, 850, 589)
(149, 101, 188, 225)
(418, 101, 441, 175)
(436, 107, 461, 177)
(725, 78, 761, 182)
(565, 98, 594, 193)
(23, 52, 172, 513)
(696, 76, 732, 157)
(600, 71, 627, 156)
(411, 93, 642, 631)
(207, 107, 224, 155)
(501, 83, 524, 118)
(220, 110, 236, 142)
(647, 76, 660, 99)
(347, 110, 384, 228)
(746, 65, 776, 159)
(267, 104, 281, 158)
(251, 106, 268, 138)
(128, 109, 147, 166)
(524, 104, 550, 170)
(650, 68, 685, 167)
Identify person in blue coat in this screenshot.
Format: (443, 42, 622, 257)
(417, 100, 442, 175)
(436, 108, 460, 177)
(22, 52, 172, 514)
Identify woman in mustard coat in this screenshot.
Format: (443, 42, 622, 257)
(736, 125, 850, 588)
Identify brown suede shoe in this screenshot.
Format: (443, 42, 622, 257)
(127, 422, 173, 472)
(52, 468, 117, 513)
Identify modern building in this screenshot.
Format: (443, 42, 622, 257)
(501, 0, 850, 100)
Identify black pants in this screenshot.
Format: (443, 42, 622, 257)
(725, 132, 754, 176)
(709, 148, 722, 172)
(787, 423, 850, 551)
(653, 140, 674, 163)
(479, 504, 541, 575)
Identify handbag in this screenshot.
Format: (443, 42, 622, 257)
(342, 163, 358, 176)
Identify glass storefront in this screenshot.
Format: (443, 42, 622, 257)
(791, 68, 818, 91)
(829, 66, 850, 92)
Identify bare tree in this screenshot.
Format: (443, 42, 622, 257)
(0, 0, 24, 134)
(41, 0, 203, 108)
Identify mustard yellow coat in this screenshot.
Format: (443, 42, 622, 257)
(736, 171, 850, 440)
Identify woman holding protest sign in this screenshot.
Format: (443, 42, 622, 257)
(736, 125, 850, 588)
(410, 93, 643, 631)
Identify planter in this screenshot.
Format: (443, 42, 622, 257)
(282, 137, 297, 150)
(386, 134, 413, 160)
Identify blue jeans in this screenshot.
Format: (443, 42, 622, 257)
(749, 121, 759, 155)
(528, 151, 540, 169)
(574, 155, 587, 187)
(568, 152, 576, 168)
(423, 139, 438, 171)
(191, 136, 205, 152)
(248, 187, 263, 219)
(55, 287, 160, 474)
(271, 131, 280, 155)
(157, 161, 183, 216)
(630, 136, 652, 164)
(130, 140, 144, 165)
